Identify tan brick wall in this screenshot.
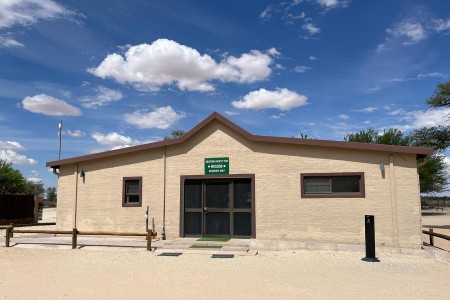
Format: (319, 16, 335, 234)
(56, 120, 422, 248)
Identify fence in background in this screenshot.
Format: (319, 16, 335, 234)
(4, 227, 157, 251)
(0, 195, 35, 225)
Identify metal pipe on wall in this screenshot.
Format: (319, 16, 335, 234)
(74, 164, 79, 229)
(162, 146, 167, 240)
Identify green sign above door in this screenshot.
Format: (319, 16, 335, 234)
(205, 157, 229, 175)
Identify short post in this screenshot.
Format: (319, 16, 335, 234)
(5, 226, 12, 247)
(147, 230, 152, 251)
(429, 228, 434, 246)
(362, 215, 379, 262)
(10, 223, 13, 238)
(72, 228, 78, 249)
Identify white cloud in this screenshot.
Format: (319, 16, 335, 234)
(270, 113, 286, 119)
(431, 18, 450, 32)
(27, 170, 41, 183)
(387, 22, 426, 44)
(308, 56, 317, 61)
(64, 130, 86, 137)
(0, 150, 37, 165)
(22, 94, 82, 116)
(260, 6, 273, 20)
(366, 86, 381, 93)
(88, 39, 276, 92)
(303, 23, 320, 35)
(267, 47, 281, 57)
(338, 114, 349, 120)
(396, 108, 450, 129)
(316, 0, 349, 9)
(81, 86, 123, 109)
(0, 141, 24, 151)
(124, 106, 185, 129)
(231, 88, 308, 111)
(352, 107, 378, 113)
(389, 72, 447, 82)
(294, 65, 312, 73)
(0, 0, 75, 29)
(224, 111, 239, 116)
(0, 35, 24, 48)
(316, 0, 339, 8)
(91, 132, 141, 148)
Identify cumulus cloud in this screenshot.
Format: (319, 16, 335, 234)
(81, 86, 123, 109)
(231, 88, 308, 111)
(22, 94, 82, 116)
(0, 35, 24, 48)
(0, 150, 37, 165)
(91, 132, 141, 149)
(0, 141, 24, 151)
(88, 39, 276, 92)
(338, 114, 349, 120)
(64, 130, 86, 137)
(0, 0, 75, 29)
(316, 0, 340, 8)
(386, 22, 426, 44)
(27, 170, 41, 183)
(303, 23, 320, 35)
(124, 106, 185, 129)
(394, 107, 450, 129)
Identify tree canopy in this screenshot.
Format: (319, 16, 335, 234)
(0, 159, 27, 195)
(163, 129, 186, 140)
(344, 128, 448, 194)
(46, 187, 57, 203)
(426, 81, 450, 108)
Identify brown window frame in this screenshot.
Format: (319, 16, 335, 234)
(122, 177, 143, 207)
(301, 172, 365, 198)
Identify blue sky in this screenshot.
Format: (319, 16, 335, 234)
(1, 0, 450, 191)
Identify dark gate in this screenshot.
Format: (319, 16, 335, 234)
(0, 194, 35, 225)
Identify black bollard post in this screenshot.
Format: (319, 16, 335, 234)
(362, 215, 379, 262)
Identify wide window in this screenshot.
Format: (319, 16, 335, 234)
(301, 173, 365, 198)
(123, 177, 142, 207)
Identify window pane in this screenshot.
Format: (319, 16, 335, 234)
(185, 180, 202, 208)
(234, 179, 252, 208)
(332, 176, 360, 193)
(185, 212, 201, 235)
(233, 212, 251, 236)
(305, 178, 331, 193)
(126, 195, 140, 203)
(205, 182, 229, 208)
(205, 212, 230, 235)
(126, 180, 140, 194)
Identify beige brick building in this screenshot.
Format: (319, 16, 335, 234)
(47, 112, 432, 249)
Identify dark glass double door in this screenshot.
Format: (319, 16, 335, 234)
(183, 178, 253, 237)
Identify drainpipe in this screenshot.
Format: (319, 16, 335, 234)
(389, 154, 399, 248)
(74, 164, 79, 229)
(161, 146, 167, 240)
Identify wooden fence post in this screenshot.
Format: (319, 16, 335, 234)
(10, 223, 13, 238)
(429, 228, 434, 246)
(147, 230, 152, 251)
(72, 228, 78, 249)
(5, 226, 11, 247)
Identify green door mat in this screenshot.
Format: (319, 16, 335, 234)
(196, 237, 231, 242)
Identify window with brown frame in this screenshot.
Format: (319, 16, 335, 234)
(301, 173, 365, 198)
(122, 177, 142, 207)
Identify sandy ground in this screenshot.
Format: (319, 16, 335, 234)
(1, 208, 450, 299)
(0, 247, 449, 300)
(421, 208, 450, 251)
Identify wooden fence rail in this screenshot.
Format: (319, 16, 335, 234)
(4, 227, 156, 251)
(422, 229, 450, 247)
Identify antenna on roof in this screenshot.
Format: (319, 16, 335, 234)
(58, 120, 62, 160)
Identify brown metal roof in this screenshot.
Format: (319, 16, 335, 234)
(46, 111, 433, 168)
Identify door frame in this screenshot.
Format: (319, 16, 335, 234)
(180, 174, 256, 238)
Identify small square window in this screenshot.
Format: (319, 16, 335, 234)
(123, 177, 142, 207)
